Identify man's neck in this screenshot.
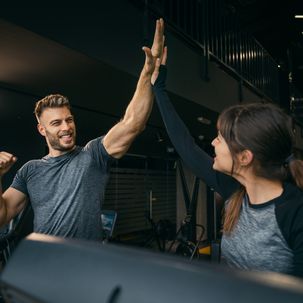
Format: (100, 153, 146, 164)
(48, 146, 76, 158)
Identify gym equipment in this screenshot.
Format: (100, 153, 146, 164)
(0, 203, 33, 267)
(143, 188, 175, 252)
(177, 160, 222, 262)
(156, 219, 175, 242)
(1, 233, 303, 303)
(167, 215, 205, 260)
(101, 210, 117, 242)
(144, 212, 175, 252)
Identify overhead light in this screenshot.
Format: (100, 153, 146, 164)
(156, 131, 164, 143)
(197, 116, 211, 125)
(295, 15, 303, 18)
(166, 147, 174, 153)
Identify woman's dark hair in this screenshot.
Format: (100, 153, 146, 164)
(217, 102, 303, 233)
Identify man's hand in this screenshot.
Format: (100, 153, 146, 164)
(0, 152, 17, 177)
(142, 18, 165, 75)
(102, 19, 165, 159)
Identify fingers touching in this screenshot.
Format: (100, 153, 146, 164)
(142, 46, 154, 74)
(161, 46, 167, 65)
(151, 46, 168, 85)
(151, 18, 165, 58)
(142, 18, 167, 76)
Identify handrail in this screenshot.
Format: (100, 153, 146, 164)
(139, 0, 279, 102)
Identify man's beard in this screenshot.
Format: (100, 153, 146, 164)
(45, 130, 76, 152)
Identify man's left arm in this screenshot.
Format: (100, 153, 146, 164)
(103, 19, 165, 159)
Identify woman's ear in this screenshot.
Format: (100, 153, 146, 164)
(238, 149, 254, 167)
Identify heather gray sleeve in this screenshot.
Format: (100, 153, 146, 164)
(10, 162, 32, 196)
(83, 136, 114, 171)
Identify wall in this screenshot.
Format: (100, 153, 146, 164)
(0, 88, 45, 190)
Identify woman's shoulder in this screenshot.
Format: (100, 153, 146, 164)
(275, 182, 303, 224)
(279, 182, 303, 206)
(274, 182, 303, 250)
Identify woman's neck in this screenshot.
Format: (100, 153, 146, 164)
(235, 174, 283, 204)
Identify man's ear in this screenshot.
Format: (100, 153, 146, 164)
(238, 149, 254, 167)
(37, 123, 46, 137)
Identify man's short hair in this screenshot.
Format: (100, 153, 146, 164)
(34, 94, 71, 120)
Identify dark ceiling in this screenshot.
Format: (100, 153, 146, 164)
(1, 1, 303, 103)
(2, 0, 303, 94)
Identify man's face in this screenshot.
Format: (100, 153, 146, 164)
(38, 106, 76, 156)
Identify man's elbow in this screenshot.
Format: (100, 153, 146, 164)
(0, 211, 9, 229)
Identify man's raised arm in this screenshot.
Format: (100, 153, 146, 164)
(103, 18, 165, 159)
(0, 152, 27, 227)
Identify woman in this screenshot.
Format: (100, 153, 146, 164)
(151, 47, 303, 277)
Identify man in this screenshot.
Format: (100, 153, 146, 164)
(0, 19, 165, 241)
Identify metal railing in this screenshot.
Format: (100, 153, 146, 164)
(141, 0, 279, 102)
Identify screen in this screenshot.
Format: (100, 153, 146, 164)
(101, 210, 117, 239)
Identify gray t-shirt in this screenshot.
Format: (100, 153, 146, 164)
(11, 137, 113, 241)
(152, 70, 303, 277)
(221, 195, 293, 274)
